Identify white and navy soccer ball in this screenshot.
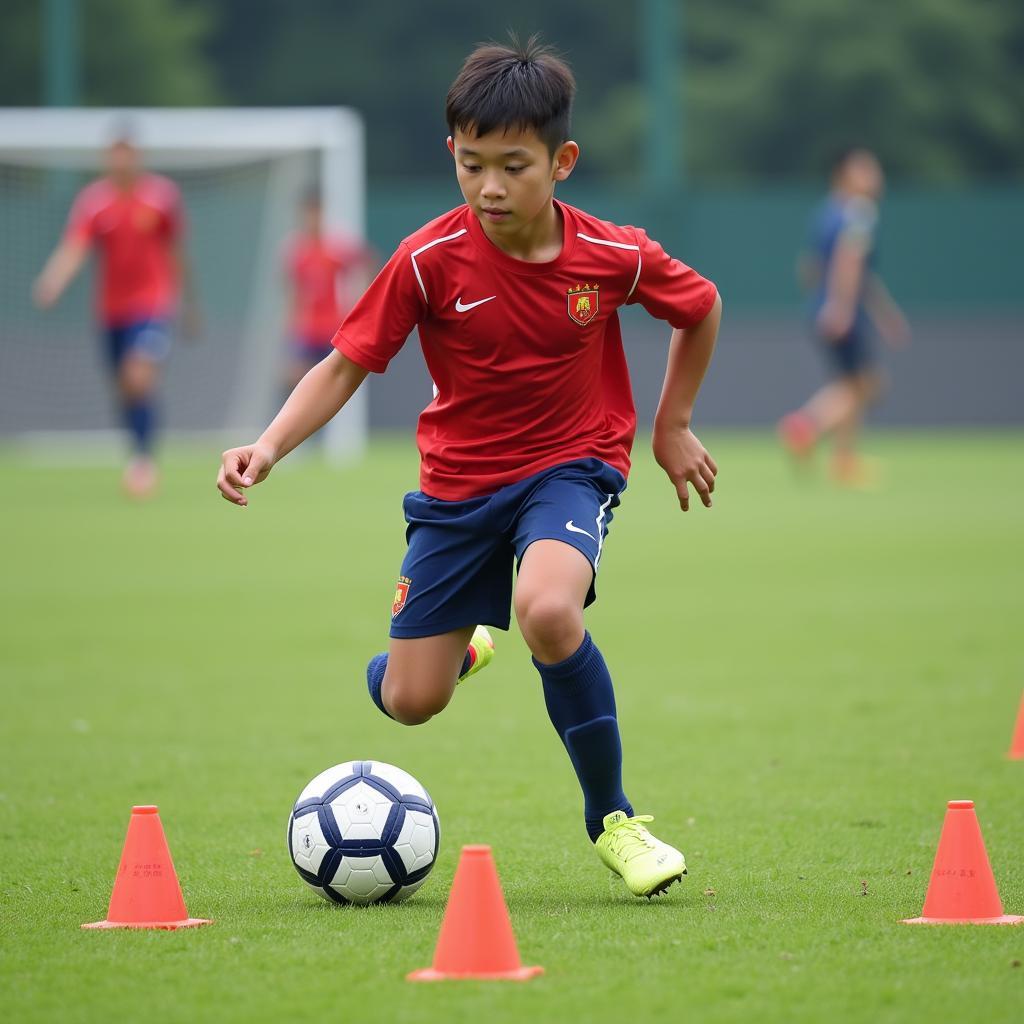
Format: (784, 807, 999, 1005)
(287, 760, 440, 905)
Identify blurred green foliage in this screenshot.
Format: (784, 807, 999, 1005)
(1, 0, 218, 106)
(1, 0, 1021, 183)
(684, 0, 1024, 183)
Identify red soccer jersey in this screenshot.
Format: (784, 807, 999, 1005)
(285, 233, 367, 343)
(66, 173, 183, 328)
(333, 201, 717, 500)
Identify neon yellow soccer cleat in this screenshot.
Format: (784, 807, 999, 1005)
(458, 625, 495, 683)
(596, 811, 687, 898)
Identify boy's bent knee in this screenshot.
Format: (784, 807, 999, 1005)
(119, 357, 157, 400)
(515, 590, 584, 661)
(389, 705, 435, 727)
(383, 676, 453, 726)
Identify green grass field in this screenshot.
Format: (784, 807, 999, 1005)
(1, 432, 1022, 1023)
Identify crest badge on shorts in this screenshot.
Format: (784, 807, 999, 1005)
(567, 283, 600, 326)
(392, 576, 411, 618)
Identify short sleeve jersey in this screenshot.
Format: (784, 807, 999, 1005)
(333, 200, 717, 500)
(66, 173, 183, 328)
(808, 194, 878, 312)
(285, 233, 367, 343)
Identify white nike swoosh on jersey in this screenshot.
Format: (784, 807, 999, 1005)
(455, 295, 497, 312)
(565, 520, 598, 541)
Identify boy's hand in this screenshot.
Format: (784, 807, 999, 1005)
(652, 426, 717, 511)
(816, 301, 854, 341)
(32, 274, 61, 310)
(217, 442, 277, 506)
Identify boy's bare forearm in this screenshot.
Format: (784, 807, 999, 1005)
(653, 294, 722, 429)
(863, 272, 911, 346)
(864, 273, 898, 318)
(824, 240, 865, 317)
(258, 350, 368, 460)
(33, 240, 87, 306)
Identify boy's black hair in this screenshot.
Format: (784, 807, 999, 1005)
(446, 34, 575, 156)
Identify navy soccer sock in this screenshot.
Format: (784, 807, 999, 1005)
(366, 653, 393, 719)
(533, 632, 633, 841)
(123, 399, 154, 455)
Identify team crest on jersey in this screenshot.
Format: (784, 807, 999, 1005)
(392, 576, 412, 618)
(567, 283, 600, 325)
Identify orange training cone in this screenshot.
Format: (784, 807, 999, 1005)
(901, 800, 1023, 925)
(82, 806, 212, 930)
(1008, 692, 1024, 759)
(408, 845, 543, 981)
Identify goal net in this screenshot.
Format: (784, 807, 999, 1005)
(0, 108, 367, 460)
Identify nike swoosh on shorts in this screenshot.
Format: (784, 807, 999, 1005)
(565, 520, 598, 541)
(455, 295, 496, 312)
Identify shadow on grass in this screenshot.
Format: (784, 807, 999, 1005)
(285, 888, 695, 916)
(506, 889, 695, 912)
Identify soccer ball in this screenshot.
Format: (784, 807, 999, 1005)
(287, 760, 440, 905)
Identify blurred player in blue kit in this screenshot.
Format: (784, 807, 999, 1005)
(779, 148, 910, 485)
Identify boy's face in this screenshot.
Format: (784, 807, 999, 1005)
(106, 140, 141, 183)
(837, 152, 884, 200)
(448, 127, 578, 236)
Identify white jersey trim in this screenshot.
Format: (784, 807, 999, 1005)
(409, 228, 468, 305)
(626, 250, 643, 299)
(594, 492, 616, 570)
(577, 231, 643, 300)
(577, 232, 638, 252)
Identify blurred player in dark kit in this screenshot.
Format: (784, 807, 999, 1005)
(779, 148, 909, 486)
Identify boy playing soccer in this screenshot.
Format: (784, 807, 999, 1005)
(34, 132, 196, 498)
(218, 38, 721, 898)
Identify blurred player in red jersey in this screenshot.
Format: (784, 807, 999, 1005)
(33, 132, 197, 498)
(284, 188, 374, 395)
(219, 38, 721, 898)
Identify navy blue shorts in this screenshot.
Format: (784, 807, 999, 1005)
(389, 458, 627, 639)
(106, 319, 172, 369)
(814, 310, 875, 377)
(821, 331, 875, 376)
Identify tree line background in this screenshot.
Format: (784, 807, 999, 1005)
(1, 0, 1021, 185)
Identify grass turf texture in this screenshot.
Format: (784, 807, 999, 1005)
(1, 432, 1022, 1023)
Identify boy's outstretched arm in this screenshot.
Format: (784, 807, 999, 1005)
(651, 293, 722, 512)
(32, 238, 89, 309)
(217, 350, 368, 506)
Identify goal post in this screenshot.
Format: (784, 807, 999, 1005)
(0, 107, 367, 461)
